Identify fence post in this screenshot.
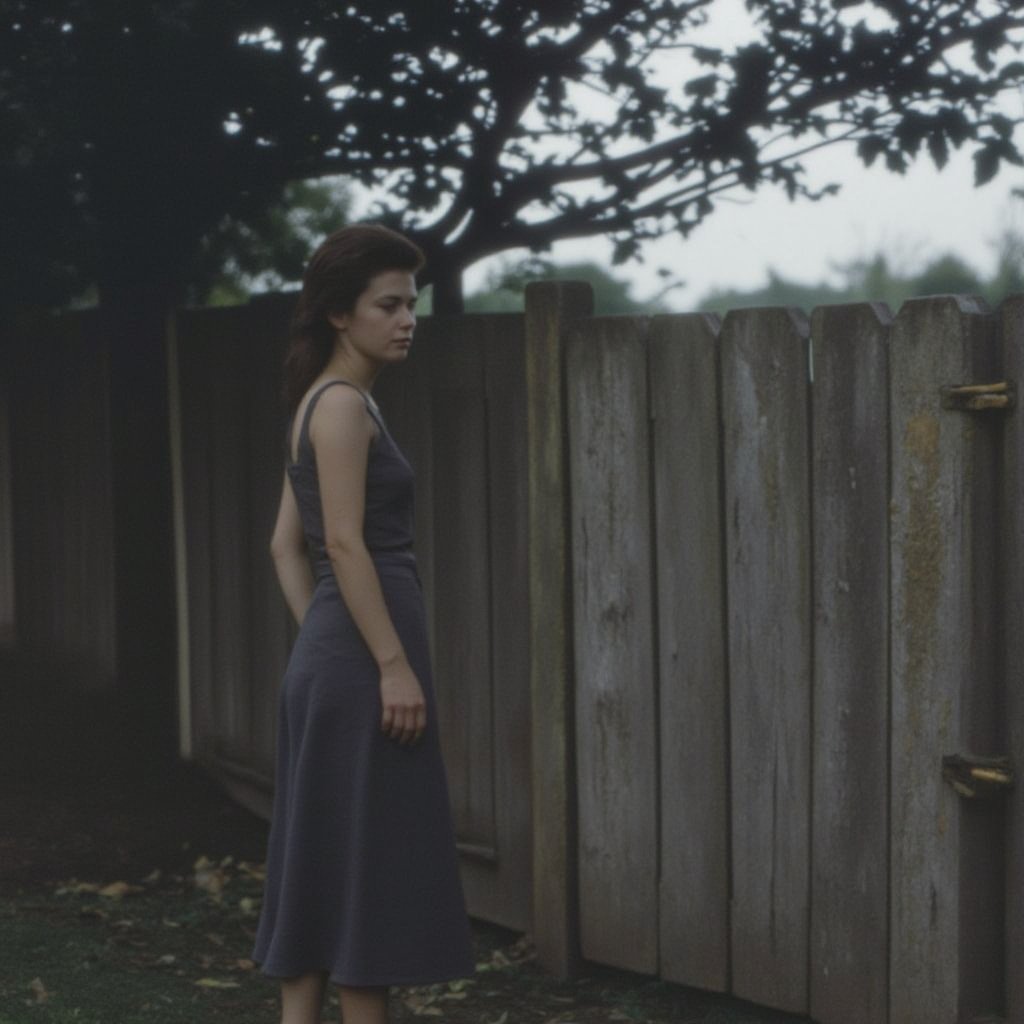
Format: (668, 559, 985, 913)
(524, 281, 593, 978)
(889, 296, 1002, 1024)
(1000, 295, 1024, 1024)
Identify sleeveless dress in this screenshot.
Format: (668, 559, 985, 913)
(251, 379, 474, 986)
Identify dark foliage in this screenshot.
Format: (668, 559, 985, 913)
(2, 0, 1022, 312)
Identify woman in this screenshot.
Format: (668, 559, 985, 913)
(252, 224, 474, 1024)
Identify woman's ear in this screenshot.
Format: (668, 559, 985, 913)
(327, 312, 348, 333)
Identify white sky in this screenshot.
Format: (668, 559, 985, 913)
(458, 0, 1024, 311)
(463, 143, 1024, 311)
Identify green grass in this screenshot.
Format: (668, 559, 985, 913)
(0, 867, 275, 1024)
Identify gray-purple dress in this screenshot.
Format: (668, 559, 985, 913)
(252, 379, 474, 986)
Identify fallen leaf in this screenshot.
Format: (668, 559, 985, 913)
(142, 869, 162, 885)
(238, 896, 259, 916)
(205, 932, 225, 947)
(156, 955, 177, 966)
(28, 978, 49, 1004)
(161, 917, 180, 928)
(55, 881, 100, 896)
(194, 978, 241, 989)
(98, 881, 143, 899)
(234, 958, 256, 971)
(238, 861, 266, 881)
(487, 1014, 509, 1024)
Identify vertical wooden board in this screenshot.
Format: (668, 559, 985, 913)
(567, 316, 658, 974)
(205, 318, 250, 758)
(809, 303, 892, 1024)
(721, 307, 811, 1014)
(430, 320, 495, 849)
(524, 281, 594, 977)
(242, 301, 293, 777)
(8, 313, 116, 683)
(175, 310, 216, 758)
(1001, 295, 1024, 1024)
(0, 360, 15, 644)
(376, 316, 436, 639)
(649, 313, 730, 992)
(460, 313, 532, 930)
(889, 296, 1002, 1024)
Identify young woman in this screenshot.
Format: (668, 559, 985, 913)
(251, 224, 474, 1024)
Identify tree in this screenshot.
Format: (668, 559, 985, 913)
(191, 178, 354, 306)
(2, 0, 1023, 315)
(465, 257, 675, 314)
(696, 232, 1024, 313)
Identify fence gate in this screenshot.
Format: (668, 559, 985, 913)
(559, 295, 1021, 1024)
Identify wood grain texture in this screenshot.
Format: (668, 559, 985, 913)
(567, 315, 658, 975)
(430, 319, 496, 848)
(809, 303, 892, 1024)
(888, 296, 1002, 1024)
(1001, 295, 1024, 1024)
(525, 281, 594, 977)
(721, 307, 812, 1014)
(649, 312, 729, 992)
(0, 364, 15, 644)
(477, 313, 532, 930)
(7, 310, 117, 684)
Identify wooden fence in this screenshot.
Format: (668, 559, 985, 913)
(3, 286, 1023, 1023)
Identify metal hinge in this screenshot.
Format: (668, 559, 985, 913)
(942, 754, 1014, 799)
(940, 381, 1015, 412)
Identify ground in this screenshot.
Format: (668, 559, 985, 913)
(0, 690, 809, 1024)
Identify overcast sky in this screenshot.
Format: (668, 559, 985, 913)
(458, 0, 1024, 312)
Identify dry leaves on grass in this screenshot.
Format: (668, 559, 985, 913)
(402, 979, 476, 1017)
(26, 978, 50, 1005)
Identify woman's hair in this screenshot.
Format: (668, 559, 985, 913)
(283, 223, 425, 411)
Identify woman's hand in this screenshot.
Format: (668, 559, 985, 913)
(379, 660, 427, 745)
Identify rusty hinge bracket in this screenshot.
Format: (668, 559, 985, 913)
(942, 754, 1014, 799)
(940, 381, 1015, 412)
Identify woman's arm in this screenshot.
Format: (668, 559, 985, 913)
(270, 469, 315, 625)
(312, 386, 426, 746)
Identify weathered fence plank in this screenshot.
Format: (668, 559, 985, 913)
(649, 313, 730, 993)
(478, 313, 532, 930)
(174, 300, 294, 804)
(721, 307, 812, 1014)
(567, 316, 658, 975)
(999, 295, 1024, 1024)
(430, 320, 496, 849)
(0, 367, 14, 645)
(375, 321, 436, 635)
(175, 309, 216, 763)
(525, 281, 594, 977)
(809, 303, 892, 1024)
(889, 296, 1003, 1024)
(242, 298, 296, 775)
(6, 311, 117, 683)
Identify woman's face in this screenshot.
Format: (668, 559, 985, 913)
(330, 269, 418, 366)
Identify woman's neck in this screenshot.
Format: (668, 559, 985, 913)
(321, 349, 379, 394)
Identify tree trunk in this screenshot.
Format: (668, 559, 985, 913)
(430, 265, 465, 315)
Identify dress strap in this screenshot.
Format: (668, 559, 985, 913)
(290, 379, 383, 464)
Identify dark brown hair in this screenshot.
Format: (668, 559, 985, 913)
(283, 223, 425, 411)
